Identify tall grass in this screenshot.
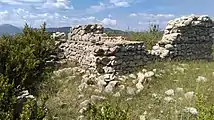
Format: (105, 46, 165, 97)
(128, 24, 163, 49)
(42, 60, 214, 119)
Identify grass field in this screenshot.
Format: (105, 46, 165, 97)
(41, 60, 214, 120)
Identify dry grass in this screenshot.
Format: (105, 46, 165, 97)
(42, 60, 214, 120)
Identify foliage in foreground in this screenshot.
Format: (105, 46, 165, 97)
(84, 102, 130, 120)
(0, 23, 57, 119)
(196, 93, 214, 119)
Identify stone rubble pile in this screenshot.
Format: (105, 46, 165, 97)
(151, 15, 214, 60)
(66, 67, 157, 118)
(76, 66, 156, 95)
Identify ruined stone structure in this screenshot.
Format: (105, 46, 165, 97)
(151, 15, 214, 60)
(58, 24, 152, 74)
(56, 15, 214, 75)
(94, 40, 155, 74)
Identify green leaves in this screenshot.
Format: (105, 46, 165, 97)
(85, 102, 130, 120)
(0, 75, 16, 120)
(0, 23, 56, 91)
(196, 93, 214, 120)
(0, 23, 57, 119)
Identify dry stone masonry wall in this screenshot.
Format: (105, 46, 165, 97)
(57, 24, 153, 75)
(151, 15, 214, 60)
(94, 41, 154, 74)
(64, 24, 104, 67)
(56, 15, 214, 75)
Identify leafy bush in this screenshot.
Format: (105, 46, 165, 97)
(85, 102, 129, 120)
(19, 98, 47, 120)
(0, 23, 56, 93)
(0, 23, 57, 119)
(0, 75, 16, 120)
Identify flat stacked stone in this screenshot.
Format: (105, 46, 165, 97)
(151, 15, 214, 60)
(58, 24, 105, 71)
(56, 24, 151, 74)
(94, 41, 152, 74)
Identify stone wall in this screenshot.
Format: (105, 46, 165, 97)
(58, 24, 152, 74)
(62, 24, 104, 65)
(94, 40, 153, 74)
(56, 15, 214, 75)
(151, 15, 214, 60)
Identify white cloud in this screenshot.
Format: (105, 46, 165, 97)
(0, 7, 174, 31)
(129, 13, 175, 19)
(138, 21, 143, 25)
(0, 10, 9, 20)
(0, 0, 22, 5)
(101, 18, 117, 26)
(130, 13, 137, 17)
(0, 0, 73, 10)
(70, 16, 97, 22)
(0, 8, 68, 27)
(42, 0, 73, 9)
(127, 12, 178, 31)
(87, 0, 135, 13)
(88, 2, 106, 13)
(109, 0, 130, 7)
(0, 0, 45, 5)
(0, 8, 116, 28)
(155, 14, 175, 18)
(19, 0, 44, 2)
(108, 14, 112, 18)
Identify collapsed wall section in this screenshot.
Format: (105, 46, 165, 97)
(58, 24, 152, 74)
(151, 15, 214, 60)
(94, 40, 153, 74)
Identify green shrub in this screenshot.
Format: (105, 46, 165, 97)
(0, 75, 16, 120)
(196, 93, 214, 120)
(0, 23, 57, 119)
(0, 23, 56, 93)
(19, 97, 47, 120)
(84, 102, 129, 120)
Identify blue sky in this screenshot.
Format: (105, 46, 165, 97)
(0, 0, 213, 31)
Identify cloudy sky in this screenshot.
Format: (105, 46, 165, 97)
(0, 0, 213, 31)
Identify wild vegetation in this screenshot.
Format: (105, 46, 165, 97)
(0, 23, 57, 119)
(128, 24, 163, 49)
(43, 60, 214, 120)
(1, 23, 214, 120)
(106, 23, 163, 49)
